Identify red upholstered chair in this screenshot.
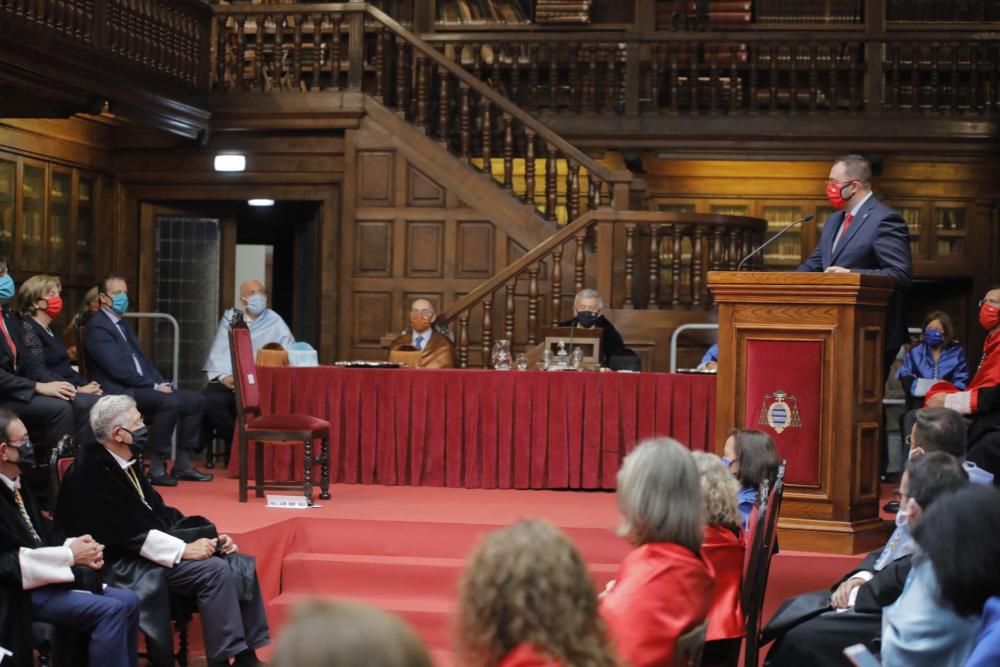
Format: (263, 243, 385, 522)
(228, 320, 331, 504)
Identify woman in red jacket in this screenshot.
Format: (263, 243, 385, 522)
(600, 438, 715, 667)
(692, 451, 746, 652)
(456, 519, 618, 667)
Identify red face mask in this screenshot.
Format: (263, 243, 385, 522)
(409, 314, 432, 333)
(980, 303, 1000, 332)
(825, 181, 855, 210)
(43, 295, 63, 318)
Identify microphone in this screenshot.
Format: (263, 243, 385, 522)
(737, 214, 814, 271)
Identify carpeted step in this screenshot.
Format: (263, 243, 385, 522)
(267, 592, 456, 653)
(280, 552, 620, 599)
(288, 517, 631, 564)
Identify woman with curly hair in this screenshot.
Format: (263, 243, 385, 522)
(600, 437, 714, 667)
(456, 519, 617, 667)
(692, 451, 746, 653)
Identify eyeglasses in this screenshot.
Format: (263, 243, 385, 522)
(410, 309, 434, 317)
(6, 437, 29, 448)
(904, 434, 913, 447)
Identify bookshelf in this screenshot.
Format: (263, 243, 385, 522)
(76, 176, 96, 278)
(433, 0, 633, 28)
(49, 169, 71, 269)
(759, 203, 803, 267)
(0, 158, 13, 260)
(21, 162, 45, 272)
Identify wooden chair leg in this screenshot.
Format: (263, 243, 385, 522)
(255, 439, 265, 498)
(204, 436, 215, 469)
(319, 435, 331, 500)
(176, 617, 189, 667)
(239, 432, 249, 503)
(303, 437, 314, 506)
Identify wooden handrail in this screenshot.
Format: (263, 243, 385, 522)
(438, 209, 763, 323)
(419, 30, 1000, 43)
(212, 2, 630, 187)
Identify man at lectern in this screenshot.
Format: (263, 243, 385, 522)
(797, 154, 912, 369)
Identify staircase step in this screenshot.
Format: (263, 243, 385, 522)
(290, 517, 631, 564)
(280, 552, 619, 598)
(267, 592, 456, 653)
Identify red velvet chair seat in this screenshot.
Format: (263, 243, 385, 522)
(246, 414, 329, 435)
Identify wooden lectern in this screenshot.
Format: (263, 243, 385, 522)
(707, 271, 896, 554)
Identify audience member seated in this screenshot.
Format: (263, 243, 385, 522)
(905, 407, 993, 486)
(0, 409, 139, 667)
(882, 484, 1000, 666)
(967, 596, 1000, 667)
(691, 451, 745, 652)
(16, 275, 102, 437)
(559, 289, 626, 366)
(698, 343, 719, 371)
(61, 286, 99, 364)
(201, 279, 294, 463)
(600, 437, 713, 667)
(387, 299, 457, 369)
(0, 259, 86, 452)
(896, 310, 969, 440)
(456, 519, 617, 667)
(722, 429, 780, 527)
(83, 273, 210, 486)
(763, 451, 969, 666)
(272, 599, 432, 667)
(56, 395, 270, 667)
(926, 286, 1000, 479)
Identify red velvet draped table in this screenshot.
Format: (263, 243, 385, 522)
(226, 367, 716, 490)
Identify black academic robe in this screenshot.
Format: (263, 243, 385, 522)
(55, 443, 217, 667)
(558, 315, 627, 366)
(0, 481, 70, 667)
(764, 549, 913, 667)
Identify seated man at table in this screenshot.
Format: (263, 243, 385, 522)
(83, 273, 210, 486)
(387, 299, 456, 369)
(56, 395, 270, 667)
(201, 279, 294, 463)
(925, 286, 1000, 479)
(559, 288, 626, 366)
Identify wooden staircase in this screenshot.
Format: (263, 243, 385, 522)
(210, 2, 766, 369)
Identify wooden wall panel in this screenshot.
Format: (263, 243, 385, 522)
(353, 291, 393, 349)
(407, 166, 445, 207)
(355, 221, 392, 276)
(405, 221, 444, 278)
(357, 151, 394, 206)
(456, 221, 494, 278)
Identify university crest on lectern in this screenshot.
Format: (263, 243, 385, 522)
(757, 390, 802, 434)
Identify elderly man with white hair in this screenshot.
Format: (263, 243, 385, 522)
(56, 394, 270, 667)
(202, 279, 294, 463)
(559, 289, 627, 366)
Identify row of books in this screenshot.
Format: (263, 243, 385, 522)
(654, 1, 750, 30)
(436, 0, 532, 24)
(535, 0, 591, 24)
(756, 0, 862, 23)
(888, 0, 1000, 22)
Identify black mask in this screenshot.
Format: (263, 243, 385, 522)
(125, 426, 149, 455)
(576, 311, 600, 328)
(12, 440, 36, 472)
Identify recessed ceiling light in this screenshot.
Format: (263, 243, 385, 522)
(247, 198, 275, 207)
(214, 154, 246, 172)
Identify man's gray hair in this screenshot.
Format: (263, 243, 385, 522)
(574, 288, 604, 309)
(834, 154, 873, 183)
(617, 437, 704, 552)
(90, 394, 137, 443)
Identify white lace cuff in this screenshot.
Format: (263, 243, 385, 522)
(943, 391, 973, 415)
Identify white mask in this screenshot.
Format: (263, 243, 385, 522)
(245, 293, 267, 316)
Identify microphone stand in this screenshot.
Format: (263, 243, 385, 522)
(737, 214, 814, 271)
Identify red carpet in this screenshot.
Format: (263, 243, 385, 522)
(159, 477, 870, 664)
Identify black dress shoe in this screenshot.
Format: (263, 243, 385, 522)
(149, 473, 178, 487)
(883, 500, 901, 513)
(172, 468, 214, 482)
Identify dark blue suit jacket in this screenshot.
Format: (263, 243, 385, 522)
(83, 309, 165, 395)
(797, 195, 912, 351)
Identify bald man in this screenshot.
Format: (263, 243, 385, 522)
(387, 299, 456, 369)
(201, 280, 294, 462)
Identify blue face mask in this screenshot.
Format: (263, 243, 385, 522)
(110, 292, 129, 316)
(0, 274, 15, 302)
(924, 329, 944, 348)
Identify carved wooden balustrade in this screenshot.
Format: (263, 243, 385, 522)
(423, 32, 1000, 115)
(438, 210, 765, 368)
(212, 3, 633, 220)
(0, 0, 210, 89)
